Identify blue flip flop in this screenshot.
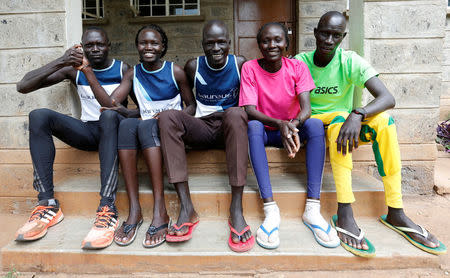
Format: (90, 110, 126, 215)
(303, 220, 340, 248)
(256, 224, 280, 249)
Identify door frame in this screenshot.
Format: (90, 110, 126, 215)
(233, 0, 297, 57)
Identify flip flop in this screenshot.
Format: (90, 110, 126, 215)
(303, 220, 340, 248)
(114, 219, 143, 246)
(256, 224, 279, 249)
(379, 215, 447, 255)
(331, 215, 376, 258)
(142, 221, 169, 248)
(166, 220, 199, 242)
(228, 221, 255, 252)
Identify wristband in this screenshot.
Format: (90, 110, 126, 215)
(79, 64, 90, 71)
(351, 108, 367, 121)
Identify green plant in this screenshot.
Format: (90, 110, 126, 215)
(3, 267, 19, 278)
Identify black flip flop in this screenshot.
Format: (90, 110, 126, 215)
(114, 219, 143, 246)
(142, 222, 169, 248)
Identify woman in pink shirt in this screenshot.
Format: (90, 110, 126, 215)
(239, 22, 339, 249)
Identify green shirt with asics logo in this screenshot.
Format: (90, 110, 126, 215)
(294, 48, 378, 115)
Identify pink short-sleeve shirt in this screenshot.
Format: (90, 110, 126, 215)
(239, 57, 315, 125)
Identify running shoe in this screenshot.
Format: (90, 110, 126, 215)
(15, 199, 64, 241)
(81, 205, 118, 249)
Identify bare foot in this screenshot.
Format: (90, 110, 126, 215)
(337, 203, 368, 250)
(386, 207, 439, 248)
(143, 212, 170, 247)
(230, 210, 252, 243)
(168, 207, 199, 237)
(230, 186, 252, 243)
(114, 210, 142, 244)
(114, 213, 143, 245)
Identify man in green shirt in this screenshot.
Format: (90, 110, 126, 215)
(295, 11, 445, 257)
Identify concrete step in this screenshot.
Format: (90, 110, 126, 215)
(0, 144, 437, 197)
(1, 217, 439, 274)
(3, 171, 387, 218)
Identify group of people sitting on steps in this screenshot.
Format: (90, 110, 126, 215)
(14, 11, 446, 257)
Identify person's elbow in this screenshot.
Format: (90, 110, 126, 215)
(387, 94, 396, 109)
(185, 101, 196, 115)
(16, 81, 28, 94)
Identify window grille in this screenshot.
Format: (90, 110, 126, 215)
(82, 0, 104, 20)
(130, 0, 200, 17)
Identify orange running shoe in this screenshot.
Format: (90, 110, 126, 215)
(81, 205, 118, 249)
(15, 199, 64, 241)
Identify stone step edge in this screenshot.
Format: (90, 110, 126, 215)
(1, 217, 439, 274)
(0, 143, 437, 164)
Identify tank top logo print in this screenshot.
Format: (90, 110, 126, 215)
(194, 55, 240, 117)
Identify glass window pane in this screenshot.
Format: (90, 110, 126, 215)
(135, 0, 201, 17)
(184, 4, 198, 15)
(169, 4, 183, 15)
(152, 5, 166, 16)
(139, 5, 150, 16)
(85, 0, 96, 8)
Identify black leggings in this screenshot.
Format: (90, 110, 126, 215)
(29, 108, 124, 206)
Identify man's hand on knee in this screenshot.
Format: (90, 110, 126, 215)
(336, 113, 363, 155)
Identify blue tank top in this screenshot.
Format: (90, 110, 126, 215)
(194, 55, 240, 117)
(76, 59, 123, 122)
(133, 61, 182, 120)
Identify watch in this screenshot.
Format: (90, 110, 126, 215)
(352, 107, 367, 121)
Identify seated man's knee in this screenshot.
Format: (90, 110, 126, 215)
(224, 107, 247, 120)
(158, 109, 182, 129)
(303, 118, 325, 137)
(223, 107, 247, 128)
(29, 108, 53, 130)
(99, 109, 119, 124)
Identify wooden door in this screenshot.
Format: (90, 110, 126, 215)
(234, 0, 296, 60)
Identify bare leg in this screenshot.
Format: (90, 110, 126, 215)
(168, 181, 199, 236)
(114, 149, 142, 243)
(142, 147, 169, 246)
(230, 186, 252, 243)
(336, 203, 369, 250)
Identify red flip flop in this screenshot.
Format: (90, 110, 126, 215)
(228, 221, 255, 252)
(166, 220, 199, 242)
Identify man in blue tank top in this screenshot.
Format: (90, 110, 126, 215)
(159, 20, 255, 251)
(14, 27, 135, 250)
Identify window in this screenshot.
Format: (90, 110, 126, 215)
(82, 0, 104, 20)
(130, 0, 200, 17)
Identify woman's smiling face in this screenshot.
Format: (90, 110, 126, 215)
(258, 24, 287, 63)
(136, 28, 165, 64)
